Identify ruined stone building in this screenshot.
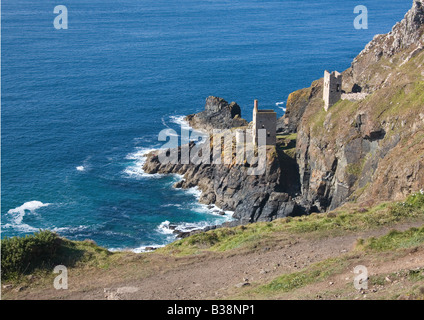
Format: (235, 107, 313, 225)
(323, 70, 342, 111)
(252, 99, 277, 145)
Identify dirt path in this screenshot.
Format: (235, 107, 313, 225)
(8, 220, 422, 300)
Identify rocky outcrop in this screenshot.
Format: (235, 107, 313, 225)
(143, 142, 300, 224)
(279, 1, 424, 136)
(185, 96, 248, 133)
(345, 0, 424, 93)
(279, 0, 424, 212)
(277, 80, 321, 134)
(143, 95, 300, 224)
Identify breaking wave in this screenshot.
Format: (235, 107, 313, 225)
(169, 115, 191, 130)
(4, 201, 51, 232)
(123, 147, 162, 179)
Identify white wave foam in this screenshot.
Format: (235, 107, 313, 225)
(132, 245, 165, 253)
(1, 222, 37, 233)
(125, 147, 157, 161)
(181, 186, 234, 223)
(157, 220, 176, 235)
(5, 201, 51, 232)
(109, 245, 166, 253)
(169, 115, 191, 130)
(52, 225, 89, 233)
(123, 147, 162, 179)
(174, 221, 211, 233)
(276, 101, 286, 112)
(156, 202, 234, 238)
(185, 186, 202, 200)
(161, 203, 182, 208)
(161, 116, 170, 128)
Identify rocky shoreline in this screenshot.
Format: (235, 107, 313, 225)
(143, 96, 302, 238)
(143, 0, 424, 238)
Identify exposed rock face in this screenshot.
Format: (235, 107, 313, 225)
(360, 0, 423, 59)
(143, 142, 300, 224)
(279, 1, 424, 136)
(345, 0, 424, 93)
(276, 80, 321, 134)
(280, 0, 424, 212)
(185, 96, 248, 133)
(143, 95, 299, 223)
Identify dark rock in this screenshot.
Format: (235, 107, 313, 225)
(144, 138, 298, 224)
(186, 96, 248, 133)
(351, 83, 362, 93)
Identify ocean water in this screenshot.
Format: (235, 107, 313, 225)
(1, 0, 411, 251)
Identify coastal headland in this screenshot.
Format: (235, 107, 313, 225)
(2, 0, 424, 300)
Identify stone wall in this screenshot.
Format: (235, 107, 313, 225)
(341, 92, 369, 101)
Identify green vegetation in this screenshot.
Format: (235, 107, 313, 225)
(357, 226, 424, 252)
(258, 257, 348, 294)
(370, 268, 424, 288)
(276, 133, 297, 159)
(346, 162, 363, 177)
(1, 230, 113, 281)
(1, 231, 59, 280)
(158, 191, 424, 256)
(3, 191, 424, 295)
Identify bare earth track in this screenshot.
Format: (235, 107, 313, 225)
(4, 220, 424, 300)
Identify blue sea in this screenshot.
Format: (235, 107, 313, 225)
(1, 0, 411, 251)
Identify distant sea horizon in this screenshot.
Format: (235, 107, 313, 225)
(1, 0, 412, 251)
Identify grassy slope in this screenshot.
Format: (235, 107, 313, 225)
(157, 191, 424, 256)
(276, 133, 297, 159)
(307, 51, 424, 139)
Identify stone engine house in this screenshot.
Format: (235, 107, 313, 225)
(323, 70, 342, 111)
(252, 99, 277, 145)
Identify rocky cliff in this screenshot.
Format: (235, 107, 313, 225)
(144, 0, 424, 226)
(143, 98, 300, 224)
(280, 0, 424, 212)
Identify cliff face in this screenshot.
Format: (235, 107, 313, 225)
(145, 1, 424, 225)
(144, 97, 300, 223)
(282, 0, 424, 212)
(346, 0, 424, 93)
(276, 80, 321, 134)
(143, 142, 299, 224)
